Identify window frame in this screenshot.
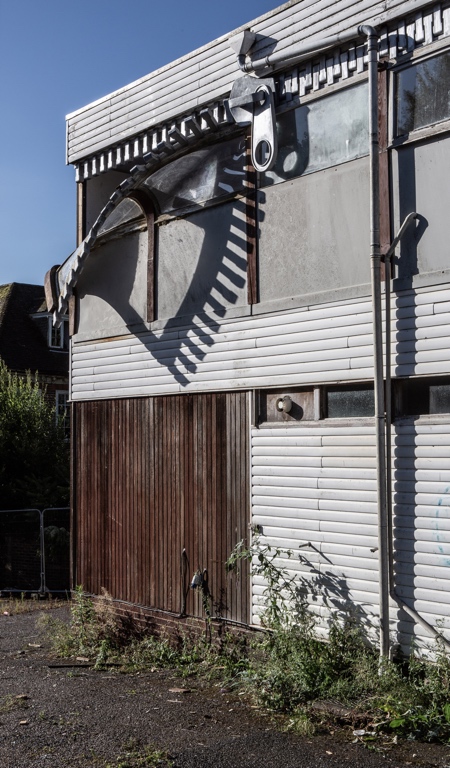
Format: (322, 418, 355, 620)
(389, 40, 450, 148)
(48, 316, 69, 350)
(55, 390, 70, 438)
(394, 376, 450, 420)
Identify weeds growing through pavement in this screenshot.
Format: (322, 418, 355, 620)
(0, 694, 29, 714)
(0, 593, 64, 615)
(104, 739, 173, 768)
(43, 539, 450, 745)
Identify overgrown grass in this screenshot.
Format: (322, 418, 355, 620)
(0, 593, 66, 615)
(43, 561, 450, 746)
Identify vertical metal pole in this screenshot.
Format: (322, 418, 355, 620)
(359, 25, 390, 659)
(39, 510, 46, 594)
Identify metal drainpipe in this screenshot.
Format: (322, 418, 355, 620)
(238, 28, 360, 73)
(237, 21, 403, 658)
(358, 24, 390, 660)
(237, 0, 425, 75)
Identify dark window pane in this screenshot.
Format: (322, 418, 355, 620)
(430, 383, 450, 414)
(144, 136, 247, 213)
(261, 83, 368, 187)
(327, 387, 374, 418)
(396, 51, 450, 135)
(401, 378, 430, 416)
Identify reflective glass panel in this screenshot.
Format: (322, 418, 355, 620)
(261, 83, 368, 187)
(327, 387, 374, 418)
(97, 198, 145, 236)
(396, 51, 450, 135)
(143, 136, 247, 213)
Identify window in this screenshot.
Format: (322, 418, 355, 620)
(48, 317, 68, 350)
(260, 82, 369, 187)
(97, 198, 145, 236)
(256, 385, 376, 424)
(144, 136, 247, 215)
(56, 391, 70, 437)
(395, 377, 450, 417)
(143, 136, 250, 323)
(396, 50, 450, 137)
(325, 385, 374, 418)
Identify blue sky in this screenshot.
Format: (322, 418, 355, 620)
(0, 0, 278, 286)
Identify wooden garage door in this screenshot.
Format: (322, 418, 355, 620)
(73, 392, 249, 624)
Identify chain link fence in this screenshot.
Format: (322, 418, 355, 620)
(0, 508, 70, 594)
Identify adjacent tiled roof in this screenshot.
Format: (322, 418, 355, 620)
(0, 283, 68, 377)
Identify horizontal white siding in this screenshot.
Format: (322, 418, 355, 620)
(71, 283, 450, 400)
(250, 423, 383, 642)
(250, 420, 450, 651)
(67, 0, 427, 163)
(393, 422, 450, 648)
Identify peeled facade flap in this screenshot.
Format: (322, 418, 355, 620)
(66, 0, 416, 164)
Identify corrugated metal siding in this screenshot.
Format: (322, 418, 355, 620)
(67, 0, 420, 163)
(71, 284, 450, 400)
(74, 392, 249, 623)
(250, 424, 382, 638)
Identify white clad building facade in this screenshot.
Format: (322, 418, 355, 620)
(50, 0, 450, 652)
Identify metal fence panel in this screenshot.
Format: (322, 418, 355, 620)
(0, 508, 70, 593)
(42, 508, 70, 592)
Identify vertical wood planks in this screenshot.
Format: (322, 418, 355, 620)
(74, 391, 250, 624)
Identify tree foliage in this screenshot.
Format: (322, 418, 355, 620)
(0, 360, 69, 509)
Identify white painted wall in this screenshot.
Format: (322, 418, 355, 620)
(71, 282, 450, 650)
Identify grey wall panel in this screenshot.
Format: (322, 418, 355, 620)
(392, 135, 450, 280)
(75, 230, 148, 339)
(258, 157, 370, 305)
(85, 171, 130, 232)
(67, 0, 424, 163)
(156, 200, 248, 322)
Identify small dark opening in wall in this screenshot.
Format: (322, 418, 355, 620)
(395, 377, 450, 417)
(325, 385, 374, 418)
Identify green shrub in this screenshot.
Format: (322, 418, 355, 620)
(0, 360, 69, 508)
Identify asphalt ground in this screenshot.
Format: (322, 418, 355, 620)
(1, 606, 450, 768)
